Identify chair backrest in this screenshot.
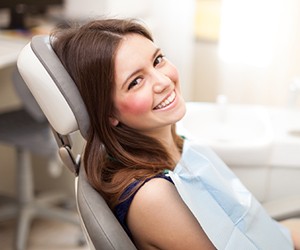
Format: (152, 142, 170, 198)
(17, 35, 137, 250)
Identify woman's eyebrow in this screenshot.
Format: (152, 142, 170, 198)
(121, 48, 161, 89)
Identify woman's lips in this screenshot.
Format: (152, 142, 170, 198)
(153, 90, 176, 110)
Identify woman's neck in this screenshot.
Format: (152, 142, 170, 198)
(142, 125, 181, 165)
(159, 131, 181, 165)
(168, 142, 181, 165)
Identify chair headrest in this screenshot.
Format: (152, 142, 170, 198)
(17, 35, 90, 139)
(12, 67, 46, 123)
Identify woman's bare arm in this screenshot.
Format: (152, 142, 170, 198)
(127, 178, 216, 250)
(280, 218, 300, 250)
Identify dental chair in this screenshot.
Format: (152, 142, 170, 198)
(0, 69, 81, 250)
(17, 35, 137, 250)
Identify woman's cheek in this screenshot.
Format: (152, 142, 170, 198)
(118, 95, 152, 115)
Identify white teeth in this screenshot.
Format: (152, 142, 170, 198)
(154, 91, 176, 110)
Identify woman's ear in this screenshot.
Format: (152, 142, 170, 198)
(109, 117, 119, 127)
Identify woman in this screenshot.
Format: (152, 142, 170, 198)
(51, 19, 299, 249)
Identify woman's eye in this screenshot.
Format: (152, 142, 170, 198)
(128, 77, 142, 90)
(154, 54, 164, 67)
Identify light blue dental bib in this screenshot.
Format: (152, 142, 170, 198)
(168, 140, 293, 249)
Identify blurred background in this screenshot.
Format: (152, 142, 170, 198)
(1, 0, 300, 249)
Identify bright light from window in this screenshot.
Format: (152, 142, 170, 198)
(219, 0, 280, 67)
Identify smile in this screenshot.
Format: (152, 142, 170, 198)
(154, 91, 176, 110)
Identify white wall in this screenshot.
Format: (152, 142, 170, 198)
(216, 0, 300, 107)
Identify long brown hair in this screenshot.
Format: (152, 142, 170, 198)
(51, 19, 183, 208)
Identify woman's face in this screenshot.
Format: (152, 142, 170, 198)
(112, 34, 186, 138)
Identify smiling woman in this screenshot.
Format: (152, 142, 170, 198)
(112, 33, 186, 135)
(50, 18, 300, 249)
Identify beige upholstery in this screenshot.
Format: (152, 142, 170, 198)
(17, 35, 136, 250)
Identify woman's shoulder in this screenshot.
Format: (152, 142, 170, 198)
(127, 172, 215, 249)
(114, 173, 173, 237)
(131, 176, 175, 205)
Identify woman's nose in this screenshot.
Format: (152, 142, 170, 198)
(152, 70, 170, 93)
